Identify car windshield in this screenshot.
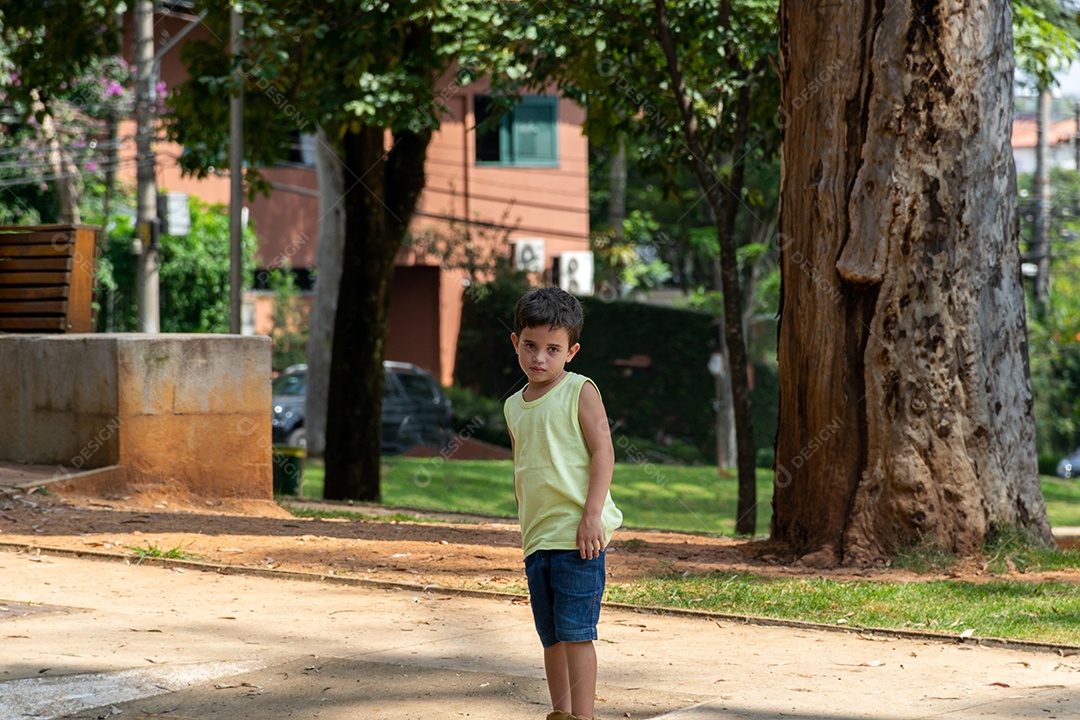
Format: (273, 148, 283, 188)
(272, 373, 306, 396)
(396, 373, 437, 401)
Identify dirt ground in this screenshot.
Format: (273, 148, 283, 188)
(2, 484, 1079, 593)
(4, 484, 1080, 720)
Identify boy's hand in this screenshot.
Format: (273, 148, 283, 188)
(577, 514, 605, 560)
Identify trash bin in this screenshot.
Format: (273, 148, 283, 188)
(272, 445, 306, 495)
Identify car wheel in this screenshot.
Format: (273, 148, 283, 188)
(285, 427, 307, 448)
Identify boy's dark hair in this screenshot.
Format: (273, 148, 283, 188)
(514, 286, 584, 346)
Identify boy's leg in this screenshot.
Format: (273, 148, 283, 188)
(563, 640, 597, 719)
(547, 550, 605, 719)
(526, 551, 573, 713)
(543, 642, 572, 713)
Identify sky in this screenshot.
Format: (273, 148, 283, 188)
(1051, 62, 1080, 98)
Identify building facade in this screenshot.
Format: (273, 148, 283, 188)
(119, 8, 591, 386)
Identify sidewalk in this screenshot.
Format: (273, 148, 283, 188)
(1, 550, 1077, 720)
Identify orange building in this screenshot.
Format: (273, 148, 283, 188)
(120, 9, 591, 386)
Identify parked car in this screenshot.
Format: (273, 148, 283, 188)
(271, 362, 453, 454)
(1057, 448, 1080, 479)
(385, 361, 455, 449)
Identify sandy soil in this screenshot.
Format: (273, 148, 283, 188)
(2, 485, 1078, 594)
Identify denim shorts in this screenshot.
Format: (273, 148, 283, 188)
(524, 549, 606, 648)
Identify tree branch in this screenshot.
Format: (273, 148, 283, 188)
(651, 0, 716, 209)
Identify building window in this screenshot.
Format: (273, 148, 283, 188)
(474, 95, 558, 167)
(284, 130, 316, 167)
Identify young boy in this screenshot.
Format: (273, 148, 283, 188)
(504, 287, 623, 720)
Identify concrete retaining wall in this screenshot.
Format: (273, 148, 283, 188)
(0, 334, 272, 499)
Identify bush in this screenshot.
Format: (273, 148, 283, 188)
(95, 194, 258, 332)
(755, 447, 775, 469)
(611, 434, 707, 465)
(454, 280, 783, 464)
(445, 385, 512, 448)
(1038, 453, 1062, 477)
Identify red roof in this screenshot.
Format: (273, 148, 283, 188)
(1012, 118, 1077, 148)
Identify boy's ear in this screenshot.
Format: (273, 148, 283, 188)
(511, 332, 519, 349)
(567, 342, 581, 362)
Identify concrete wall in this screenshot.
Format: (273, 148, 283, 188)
(0, 334, 272, 499)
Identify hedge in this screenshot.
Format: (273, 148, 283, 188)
(454, 281, 780, 463)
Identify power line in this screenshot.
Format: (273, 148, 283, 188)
(421, 184, 587, 216)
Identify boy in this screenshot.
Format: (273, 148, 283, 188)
(504, 287, 623, 720)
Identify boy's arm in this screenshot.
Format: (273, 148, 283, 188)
(508, 427, 519, 509)
(577, 380, 615, 560)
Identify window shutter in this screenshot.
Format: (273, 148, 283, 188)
(512, 99, 557, 164)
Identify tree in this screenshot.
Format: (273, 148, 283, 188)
(773, 1, 1053, 566)
(1021, 167, 1080, 457)
(94, 193, 258, 334)
(514, 0, 781, 534)
(169, 1, 515, 500)
(1012, 0, 1080, 316)
(0, 3, 129, 224)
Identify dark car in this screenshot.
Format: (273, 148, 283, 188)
(1057, 449, 1080, 479)
(385, 361, 455, 449)
(271, 362, 453, 454)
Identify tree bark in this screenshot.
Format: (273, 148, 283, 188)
(774, 1, 1053, 566)
(305, 125, 346, 458)
(323, 124, 431, 501)
(33, 92, 81, 224)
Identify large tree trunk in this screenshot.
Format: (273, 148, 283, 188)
(305, 126, 346, 459)
(774, 1, 1053, 566)
(323, 125, 431, 501)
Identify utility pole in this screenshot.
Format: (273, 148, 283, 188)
(1033, 86, 1052, 314)
(1075, 101, 1080, 175)
(1073, 101, 1080, 221)
(134, 0, 159, 332)
(229, 5, 245, 334)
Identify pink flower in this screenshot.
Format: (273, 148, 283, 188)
(85, 162, 98, 172)
(104, 79, 124, 97)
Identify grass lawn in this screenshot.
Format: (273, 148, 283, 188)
(605, 573, 1080, 645)
(294, 458, 1080, 645)
(299, 457, 775, 535)
(300, 457, 1080, 534)
(1042, 476, 1080, 527)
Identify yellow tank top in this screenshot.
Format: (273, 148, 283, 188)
(504, 371, 623, 557)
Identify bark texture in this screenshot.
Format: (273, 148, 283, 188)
(305, 126, 346, 458)
(323, 125, 431, 501)
(774, 1, 1053, 565)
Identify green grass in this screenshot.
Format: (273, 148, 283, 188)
(300, 458, 775, 535)
(300, 459, 1080, 536)
(1042, 476, 1080, 527)
(124, 543, 202, 564)
(983, 529, 1080, 573)
(604, 572, 1080, 646)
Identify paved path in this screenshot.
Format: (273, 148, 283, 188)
(0, 550, 1077, 719)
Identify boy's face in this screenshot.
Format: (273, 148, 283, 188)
(511, 325, 580, 387)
